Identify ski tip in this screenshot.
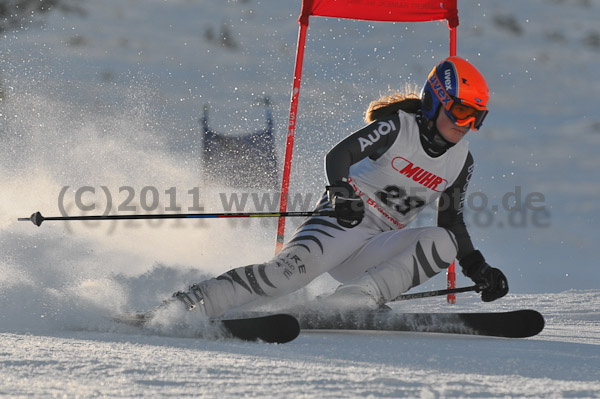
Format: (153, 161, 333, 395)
(266, 313, 300, 343)
(222, 313, 300, 344)
(521, 309, 545, 337)
(112, 311, 153, 328)
(462, 309, 545, 338)
(506, 309, 545, 338)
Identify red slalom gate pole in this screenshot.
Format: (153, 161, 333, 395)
(275, 20, 309, 255)
(447, 22, 457, 304)
(447, 261, 456, 304)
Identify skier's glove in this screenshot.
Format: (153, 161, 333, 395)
(460, 250, 509, 302)
(326, 179, 365, 228)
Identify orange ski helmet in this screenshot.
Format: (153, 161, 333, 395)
(421, 56, 489, 131)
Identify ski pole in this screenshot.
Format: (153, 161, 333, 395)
(390, 283, 488, 302)
(18, 210, 335, 227)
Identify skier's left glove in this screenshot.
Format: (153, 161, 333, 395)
(460, 250, 509, 302)
(326, 178, 365, 228)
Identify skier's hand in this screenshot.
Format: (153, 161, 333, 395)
(472, 266, 509, 302)
(326, 179, 365, 228)
(460, 250, 509, 302)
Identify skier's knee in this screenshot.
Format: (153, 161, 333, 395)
(417, 227, 458, 267)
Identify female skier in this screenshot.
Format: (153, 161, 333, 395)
(174, 56, 509, 317)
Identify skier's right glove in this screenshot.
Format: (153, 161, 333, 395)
(460, 250, 509, 302)
(326, 178, 365, 228)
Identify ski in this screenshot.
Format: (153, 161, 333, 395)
(296, 309, 545, 338)
(114, 312, 300, 344)
(220, 314, 300, 343)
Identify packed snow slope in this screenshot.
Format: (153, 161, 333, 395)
(0, 0, 599, 398)
(1, 292, 599, 398)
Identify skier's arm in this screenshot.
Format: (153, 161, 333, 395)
(437, 154, 509, 302)
(325, 113, 401, 184)
(436, 152, 476, 260)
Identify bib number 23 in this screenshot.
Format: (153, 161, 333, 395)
(376, 185, 425, 215)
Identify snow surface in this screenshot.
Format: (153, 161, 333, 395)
(0, 0, 599, 397)
(1, 291, 599, 398)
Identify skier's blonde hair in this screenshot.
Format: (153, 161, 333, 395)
(365, 85, 421, 123)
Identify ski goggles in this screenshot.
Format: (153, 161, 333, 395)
(444, 97, 489, 131)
